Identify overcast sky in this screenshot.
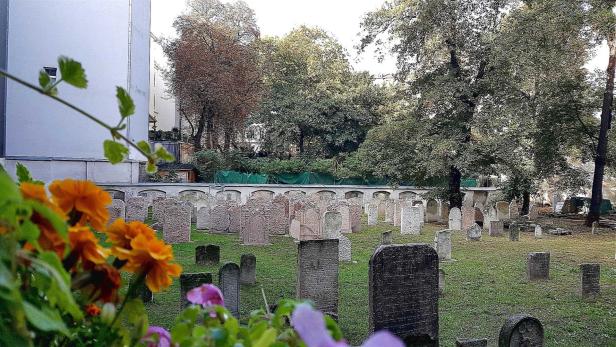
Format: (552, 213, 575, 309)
(151, 0, 609, 76)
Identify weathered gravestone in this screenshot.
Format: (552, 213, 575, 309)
(434, 230, 452, 260)
(527, 252, 550, 281)
(466, 223, 482, 241)
(440, 202, 450, 223)
(210, 203, 231, 233)
(196, 206, 211, 230)
(382, 231, 393, 245)
(509, 201, 520, 218)
(240, 209, 269, 245)
(591, 221, 598, 235)
(414, 202, 426, 226)
(456, 338, 488, 347)
(228, 203, 241, 233)
(107, 199, 126, 225)
(527, 204, 538, 220)
(339, 235, 352, 262)
(219, 263, 240, 317)
(126, 196, 148, 222)
(426, 199, 439, 222)
(349, 203, 362, 232)
(323, 211, 342, 239)
(534, 225, 543, 239)
(180, 273, 212, 309)
(496, 201, 510, 220)
(385, 199, 395, 224)
(449, 207, 462, 231)
(369, 244, 439, 346)
(163, 200, 191, 244)
(151, 196, 167, 225)
(498, 314, 544, 347)
(401, 205, 422, 235)
(509, 224, 520, 241)
(462, 206, 475, 231)
(580, 263, 600, 299)
(240, 254, 256, 285)
(296, 240, 339, 317)
(196, 245, 219, 266)
(367, 203, 378, 226)
(489, 220, 505, 237)
(394, 200, 402, 227)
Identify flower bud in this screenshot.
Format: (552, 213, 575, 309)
(100, 302, 116, 324)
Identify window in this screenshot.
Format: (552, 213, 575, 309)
(43, 67, 57, 83)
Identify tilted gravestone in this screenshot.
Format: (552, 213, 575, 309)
(461, 206, 475, 231)
(369, 244, 439, 345)
(339, 235, 352, 262)
(219, 263, 240, 317)
(126, 196, 148, 222)
(434, 230, 452, 260)
(196, 245, 219, 266)
(367, 203, 378, 226)
(527, 252, 550, 280)
(163, 200, 191, 244)
(296, 239, 339, 317)
(107, 199, 126, 225)
(448, 207, 462, 231)
(382, 231, 393, 245)
(580, 263, 600, 299)
(456, 338, 488, 347)
(323, 211, 342, 239)
(180, 273, 212, 309)
(466, 223, 482, 241)
(489, 220, 505, 236)
(509, 223, 520, 241)
(426, 199, 439, 222)
(240, 254, 256, 285)
(498, 314, 544, 347)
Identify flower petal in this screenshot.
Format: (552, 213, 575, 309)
(291, 303, 348, 347)
(361, 331, 404, 347)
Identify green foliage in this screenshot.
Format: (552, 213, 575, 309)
(116, 86, 135, 118)
(15, 163, 43, 185)
(58, 56, 88, 89)
(103, 140, 129, 164)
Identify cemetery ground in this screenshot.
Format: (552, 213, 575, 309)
(144, 217, 616, 346)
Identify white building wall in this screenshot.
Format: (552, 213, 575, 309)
(2, 0, 150, 183)
(149, 40, 177, 131)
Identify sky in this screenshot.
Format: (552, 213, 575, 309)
(151, 0, 610, 76)
(150, 0, 398, 76)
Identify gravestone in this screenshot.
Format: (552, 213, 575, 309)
(339, 235, 352, 262)
(196, 245, 219, 266)
(466, 223, 482, 241)
(367, 203, 378, 226)
(489, 220, 505, 237)
(270, 195, 290, 235)
(289, 219, 301, 240)
(107, 199, 126, 224)
(426, 199, 439, 222)
(180, 273, 212, 309)
(210, 203, 231, 233)
(240, 254, 256, 285)
(456, 338, 487, 347)
(496, 201, 510, 220)
(498, 314, 544, 347)
(369, 244, 439, 345)
(196, 206, 211, 230)
(349, 203, 362, 232)
(474, 207, 484, 228)
(461, 206, 475, 231)
(163, 200, 191, 244)
(434, 230, 452, 260)
(299, 206, 322, 240)
(414, 201, 426, 226)
(534, 225, 542, 239)
(240, 209, 269, 245)
(591, 221, 598, 235)
(151, 196, 167, 225)
(527, 204, 538, 220)
(449, 207, 462, 231)
(439, 269, 445, 297)
(195, 245, 206, 265)
(296, 240, 339, 316)
(338, 204, 352, 234)
(384, 199, 395, 224)
(509, 224, 520, 241)
(382, 231, 393, 245)
(440, 202, 450, 222)
(323, 211, 342, 239)
(228, 203, 241, 233)
(219, 263, 240, 317)
(580, 263, 600, 299)
(126, 196, 148, 222)
(509, 201, 520, 218)
(527, 252, 550, 280)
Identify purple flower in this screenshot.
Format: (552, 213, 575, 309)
(142, 326, 172, 347)
(186, 284, 224, 308)
(291, 304, 404, 347)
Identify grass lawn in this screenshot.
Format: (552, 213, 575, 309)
(145, 217, 616, 346)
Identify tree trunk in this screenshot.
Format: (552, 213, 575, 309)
(587, 30, 616, 226)
(521, 191, 530, 216)
(449, 165, 463, 209)
(205, 114, 215, 150)
(193, 108, 208, 151)
(223, 127, 232, 152)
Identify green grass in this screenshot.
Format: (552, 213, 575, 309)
(145, 218, 616, 346)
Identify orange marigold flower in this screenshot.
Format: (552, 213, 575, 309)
(105, 219, 156, 255)
(36, 223, 67, 258)
(49, 179, 111, 230)
(85, 303, 101, 316)
(116, 234, 182, 293)
(20, 182, 66, 219)
(68, 226, 108, 269)
(81, 264, 121, 303)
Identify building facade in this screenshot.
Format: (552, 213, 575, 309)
(0, 0, 151, 183)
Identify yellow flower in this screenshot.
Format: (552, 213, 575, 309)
(105, 219, 156, 255)
(49, 179, 111, 230)
(68, 226, 109, 269)
(116, 234, 182, 292)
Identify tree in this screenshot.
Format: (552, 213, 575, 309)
(254, 26, 386, 157)
(161, 0, 263, 151)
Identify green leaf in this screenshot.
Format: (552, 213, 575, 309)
(253, 328, 277, 347)
(18, 220, 40, 244)
(324, 315, 343, 341)
(155, 146, 175, 162)
(116, 86, 135, 117)
(38, 70, 51, 89)
(136, 140, 152, 155)
(146, 160, 157, 174)
(224, 316, 239, 337)
(103, 140, 129, 164)
(58, 56, 87, 88)
(15, 163, 33, 183)
(0, 170, 21, 204)
(23, 301, 69, 336)
(117, 299, 148, 345)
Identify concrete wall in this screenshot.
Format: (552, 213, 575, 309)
(1, 0, 150, 182)
(149, 41, 177, 131)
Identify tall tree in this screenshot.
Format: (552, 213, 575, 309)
(587, 0, 616, 225)
(161, 0, 263, 151)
